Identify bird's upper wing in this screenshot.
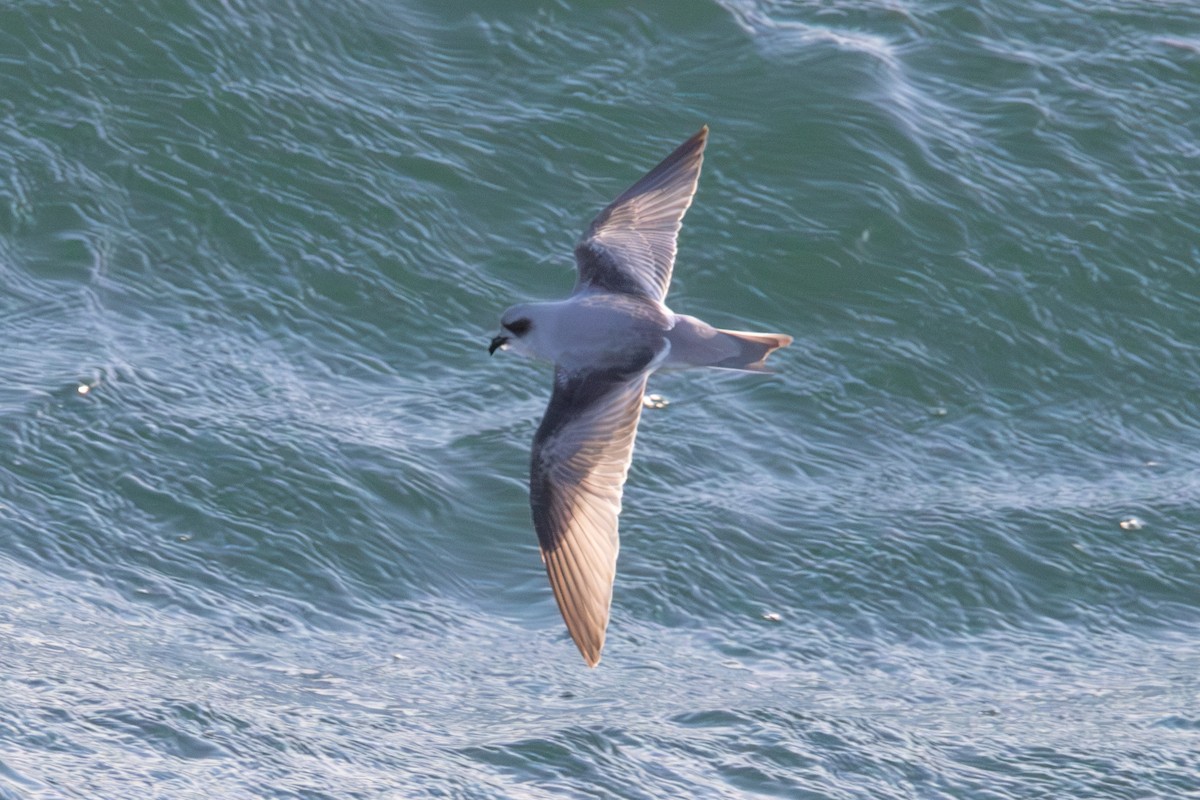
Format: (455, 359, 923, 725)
(530, 365, 650, 667)
(573, 126, 708, 303)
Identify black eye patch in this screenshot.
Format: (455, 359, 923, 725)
(504, 317, 532, 335)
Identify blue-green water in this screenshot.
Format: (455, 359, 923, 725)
(3, 1, 1200, 797)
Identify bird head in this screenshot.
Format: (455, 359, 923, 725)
(489, 308, 533, 356)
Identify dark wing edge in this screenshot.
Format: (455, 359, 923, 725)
(573, 126, 709, 301)
(530, 367, 650, 667)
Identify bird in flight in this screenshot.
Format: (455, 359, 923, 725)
(489, 126, 791, 666)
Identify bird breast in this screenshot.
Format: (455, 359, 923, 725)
(537, 294, 671, 373)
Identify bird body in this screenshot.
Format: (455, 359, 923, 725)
(490, 126, 791, 666)
(498, 294, 670, 373)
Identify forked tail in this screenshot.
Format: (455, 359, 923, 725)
(710, 328, 793, 371)
(665, 315, 793, 372)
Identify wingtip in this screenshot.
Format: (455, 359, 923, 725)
(670, 125, 707, 157)
(574, 631, 605, 667)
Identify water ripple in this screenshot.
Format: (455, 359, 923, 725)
(3, 0, 1200, 796)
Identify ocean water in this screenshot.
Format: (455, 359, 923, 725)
(2, 0, 1199, 797)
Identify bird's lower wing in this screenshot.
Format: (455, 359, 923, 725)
(530, 366, 650, 666)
